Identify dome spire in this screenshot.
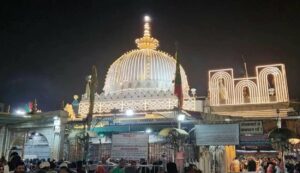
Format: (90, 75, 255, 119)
(143, 16, 151, 37)
(135, 15, 159, 49)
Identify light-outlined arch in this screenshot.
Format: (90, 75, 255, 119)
(209, 71, 234, 105)
(235, 80, 259, 104)
(258, 66, 289, 103)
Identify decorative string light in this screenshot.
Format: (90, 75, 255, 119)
(209, 64, 289, 106)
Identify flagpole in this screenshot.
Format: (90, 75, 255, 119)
(242, 55, 248, 78)
(84, 66, 98, 173)
(173, 43, 185, 173)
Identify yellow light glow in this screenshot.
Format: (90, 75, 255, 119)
(289, 138, 300, 145)
(135, 15, 159, 49)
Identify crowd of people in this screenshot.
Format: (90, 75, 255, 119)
(230, 156, 300, 173)
(0, 153, 202, 173)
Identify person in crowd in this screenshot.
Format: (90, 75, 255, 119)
(266, 163, 274, 173)
(274, 163, 281, 173)
(166, 162, 177, 173)
(124, 161, 137, 173)
(9, 153, 22, 172)
(151, 161, 164, 173)
(76, 161, 85, 173)
(38, 162, 50, 173)
(88, 161, 96, 173)
(14, 162, 25, 173)
(240, 158, 247, 172)
(185, 164, 196, 173)
(111, 159, 125, 173)
(59, 162, 71, 173)
(262, 158, 269, 172)
(247, 157, 256, 172)
(229, 157, 240, 173)
(257, 165, 265, 173)
(137, 159, 150, 173)
(0, 163, 5, 173)
(294, 161, 300, 173)
(95, 158, 108, 173)
(47, 161, 57, 173)
(266, 158, 273, 173)
(0, 157, 9, 173)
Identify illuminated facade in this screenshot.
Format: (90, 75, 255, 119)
(209, 64, 289, 106)
(79, 16, 196, 116)
(77, 16, 291, 118)
(208, 64, 290, 117)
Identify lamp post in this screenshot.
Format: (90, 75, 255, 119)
(174, 107, 185, 129)
(177, 113, 185, 129)
(176, 109, 186, 173)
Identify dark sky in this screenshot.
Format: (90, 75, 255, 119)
(1, 0, 300, 111)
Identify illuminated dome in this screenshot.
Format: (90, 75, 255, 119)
(103, 16, 190, 96)
(79, 16, 195, 115)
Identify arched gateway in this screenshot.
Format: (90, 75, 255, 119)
(0, 111, 67, 160)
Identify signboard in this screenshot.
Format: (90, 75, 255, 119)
(111, 133, 149, 160)
(239, 121, 263, 135)
(195, 124, 239, 145)
(239, 134, 270, 146)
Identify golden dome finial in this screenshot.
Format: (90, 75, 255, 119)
(135, 15, 159, 49)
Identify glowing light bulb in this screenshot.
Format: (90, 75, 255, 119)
(144, 15, 151, 22)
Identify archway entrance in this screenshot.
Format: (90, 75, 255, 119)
(24, 132, 51, 160)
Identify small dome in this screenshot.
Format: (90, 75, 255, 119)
(102, 16, 190, 97)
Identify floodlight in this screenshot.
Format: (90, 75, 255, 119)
(125, 109, 134, 116)
(146, 128, 152, 134)
(15, 109, 26, 115)
(177, 114, 185, 121)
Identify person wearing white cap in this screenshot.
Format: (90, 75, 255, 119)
(40, 162, 50, 169)
(59, 163, 68, 169)
(59, 163, 71, 173)
(37, 162, 50, 173)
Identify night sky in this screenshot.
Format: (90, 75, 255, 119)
(1, 0, 300, 111)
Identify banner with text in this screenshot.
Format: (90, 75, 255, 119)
(239, 121, 263, 135)
(111, 133, 149, 160)
(239, 134, 270, 146)
(195, 124, 239, 145)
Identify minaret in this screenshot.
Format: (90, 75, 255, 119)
(135, 15, 159, 49)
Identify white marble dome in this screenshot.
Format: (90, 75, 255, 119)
(79, 16, 195, 115)
(102, 18, 190, 97)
